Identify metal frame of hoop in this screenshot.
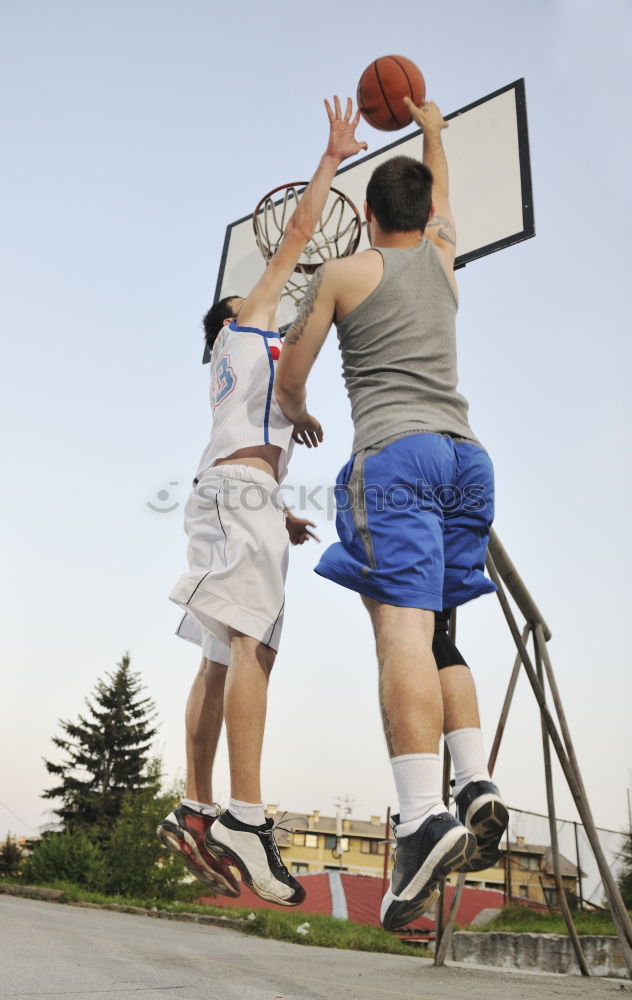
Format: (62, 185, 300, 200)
(252, 182, 361, 305)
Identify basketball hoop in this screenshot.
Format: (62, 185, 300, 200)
(252, 182, 361, 306)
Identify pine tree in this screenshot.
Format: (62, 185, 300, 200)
(43, 654, 158, 833)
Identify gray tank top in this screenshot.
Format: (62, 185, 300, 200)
(336, 240, 481, 454)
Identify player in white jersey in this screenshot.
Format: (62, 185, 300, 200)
(158, 97, 367, 905)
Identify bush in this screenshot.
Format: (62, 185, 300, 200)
(99, 777, 196, 901)
(0, 835, 23, 878)
(22, 831, 103, 889)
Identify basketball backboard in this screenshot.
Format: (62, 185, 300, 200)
(204, 79, 534, 362)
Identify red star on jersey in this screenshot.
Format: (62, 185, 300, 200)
(269, 345, 281, 361)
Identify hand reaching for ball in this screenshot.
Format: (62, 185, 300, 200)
(403, 98, 448, 134)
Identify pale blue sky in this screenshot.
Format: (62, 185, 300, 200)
(1, 0, 631, 885)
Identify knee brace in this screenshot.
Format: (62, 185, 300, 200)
(433, 609, 469, 670)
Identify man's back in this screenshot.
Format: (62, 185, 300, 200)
(331, 241, 477, 454)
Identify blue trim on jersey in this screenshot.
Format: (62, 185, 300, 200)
(229, 321, 279, 338)
(262, 337, 275, 445)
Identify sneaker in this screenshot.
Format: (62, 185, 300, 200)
(204, 811, 306, 906)
(157, 804, 240, 897)
(381, 811, 476, 932)
(454, 779, 509, 872)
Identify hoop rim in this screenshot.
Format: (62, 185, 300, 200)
(252, 182, 362, 270)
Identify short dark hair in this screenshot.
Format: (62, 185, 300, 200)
(366, 156, 434, 234)
(203, 295, 240, 353)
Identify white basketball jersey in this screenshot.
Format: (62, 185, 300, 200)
(195, 321, 294, 483)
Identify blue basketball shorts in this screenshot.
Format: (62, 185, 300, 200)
(315, 433, 496, 611)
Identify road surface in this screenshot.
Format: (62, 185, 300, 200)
(0, 895, 628, 999)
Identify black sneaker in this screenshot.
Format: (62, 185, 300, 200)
(381, 811, 476, 931)
(157, 804, 240, 897)
(454, 779, 509, 872)
(204, 811, 306, 906)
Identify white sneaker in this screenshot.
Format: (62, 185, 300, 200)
(204, 811, 306, 906)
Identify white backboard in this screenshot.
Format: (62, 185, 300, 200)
(204, 79, 534, 361)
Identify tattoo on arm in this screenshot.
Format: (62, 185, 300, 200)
(284, 267, 324, 346)
(425, 215, 456, 246)
(378, 668, 395, 757)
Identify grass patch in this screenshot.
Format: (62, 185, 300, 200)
(240, 909, 430, 956)
(0, 880, 427, 957)
(471, 904, 622, 936)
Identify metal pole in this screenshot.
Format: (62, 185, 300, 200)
(485, 565, 632, 975)
(533, 624, 632, 957)
(434, 746, 453, 961)
(435, 621, 520, 967)
(534, 633, 589, 975)
(381, 807, 391, 901)
(488, 625, 530, 775)
(574, 822, 584, 912)
(488, 531, 552, 640)
(506, 825, 513, 902)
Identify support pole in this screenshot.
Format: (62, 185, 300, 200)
(435, 620, 523, 967)
(534, 625, 632, 957)
(434, 746, 453, 960)
(534, 634, 589, 975)
(488, 625, 530, 775)
(574, 822, 584, 911)
(488, 531, 551, 640)
(487, 558, 632, 975)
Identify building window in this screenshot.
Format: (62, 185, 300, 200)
(340, 837, 349, 852)
(305, 833, 318, 849)
(519, 884, 528, 897)
(484, 881, 500, 890)
(293, 833, 305, 847)
(292, 863, 308, 874)
(325, 834, 337, 850)
(361, 839, 385, 855)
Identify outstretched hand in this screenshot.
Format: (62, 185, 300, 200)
(324, 96, 368, 164)
(403, 98, 448, 134)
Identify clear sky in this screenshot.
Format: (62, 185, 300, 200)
(1, 0, 631, 891)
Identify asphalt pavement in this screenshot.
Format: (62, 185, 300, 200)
(0, 895, 629, 1000)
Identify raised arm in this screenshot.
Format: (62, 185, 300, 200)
(274, 261, 338, 444)
(237, 98, 367, 331)
(403, 98, 456, 263)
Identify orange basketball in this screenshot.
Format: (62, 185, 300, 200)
(357, 55, 426, 132)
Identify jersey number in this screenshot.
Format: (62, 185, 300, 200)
(214, 355, 237, 406)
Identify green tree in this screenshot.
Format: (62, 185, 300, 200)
(0, 834, 22, 878)
(43, 654, 157, 834)
(617, 831, 632, 908)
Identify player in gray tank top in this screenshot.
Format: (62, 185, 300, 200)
(276, 97, 508, 932)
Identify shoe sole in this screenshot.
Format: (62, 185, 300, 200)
(381, 827, 476, 932)
(204, 832, 305, 907)
(156, 822, 240, 897)
(460, 795, 510, 872)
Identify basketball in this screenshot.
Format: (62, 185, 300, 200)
(357, 55, 426, 132)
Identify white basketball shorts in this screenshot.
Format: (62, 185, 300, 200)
(170, 464, 288, 665)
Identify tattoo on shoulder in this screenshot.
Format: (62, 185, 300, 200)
(284, 267, 324, 346)
(426, 215, 456, 247)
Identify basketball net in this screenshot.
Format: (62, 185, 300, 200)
(253, 183, 361, 307)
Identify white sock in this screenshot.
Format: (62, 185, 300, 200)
(391, 753, 446, 827)
(229, 798, 266, 827)
(182, 798, 218, 817)
(444, 728, 490, 796)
